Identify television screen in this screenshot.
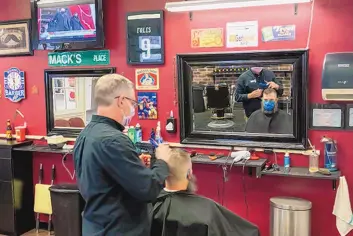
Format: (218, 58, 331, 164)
(38, 4, 96, 44)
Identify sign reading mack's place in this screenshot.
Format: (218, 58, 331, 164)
(48, 50, 110, 67)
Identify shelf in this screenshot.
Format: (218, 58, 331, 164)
(191, 155, 267, 178)
(13, 144, 73, 154)
(261, 166, 341, 190)
(192, 155, 266, 167)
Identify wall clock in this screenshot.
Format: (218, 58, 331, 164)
(4, 67, 25, 102)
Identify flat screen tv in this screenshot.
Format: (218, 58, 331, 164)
(31, 0, 104, 50)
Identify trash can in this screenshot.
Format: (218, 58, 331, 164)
(49, 184, 84, 236)
(270, 197, 312, 236)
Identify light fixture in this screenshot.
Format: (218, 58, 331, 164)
(165, 0, 311, 12)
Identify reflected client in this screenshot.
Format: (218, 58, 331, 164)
(245, 88, 292, 134)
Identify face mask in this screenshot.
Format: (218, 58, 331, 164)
(122, 105, 135, 126)
(263, 100, 276, 112)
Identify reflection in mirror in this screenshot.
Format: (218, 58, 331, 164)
(53, 76, 98, 129)
(192, 65, 293, 134)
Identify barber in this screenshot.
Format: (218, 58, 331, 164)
(235, 68, 283, 118)
(73, 74, 171, 236)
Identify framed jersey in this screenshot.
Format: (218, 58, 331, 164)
(126, 11, 165, 65)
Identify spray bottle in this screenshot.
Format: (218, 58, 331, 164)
(284, 151, 291, 173)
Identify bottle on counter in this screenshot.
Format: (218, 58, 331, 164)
(128, 126, 136, 143)
(309, 148, 319, 173)
(6, 119, 12, 141)
(283, 152, 291, 173)
(135, 123, 142, 143)
(156, 121, 163, 144)
(166, 110, 176, 133)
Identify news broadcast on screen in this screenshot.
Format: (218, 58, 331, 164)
(38, 4, 96, 43)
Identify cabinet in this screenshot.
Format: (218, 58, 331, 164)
(0, 140, 34, 236)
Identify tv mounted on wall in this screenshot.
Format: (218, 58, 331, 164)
(31, 0, 104, 50)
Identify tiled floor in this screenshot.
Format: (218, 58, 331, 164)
(0, 229, 52, 236)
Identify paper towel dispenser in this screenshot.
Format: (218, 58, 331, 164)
(322, 52, 353, 101)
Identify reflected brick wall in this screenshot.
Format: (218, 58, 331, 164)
(192, 64, 292, 99)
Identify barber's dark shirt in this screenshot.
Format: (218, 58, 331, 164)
(235, 69, 283, 117)
(245, 109, 293, 134)
(73, 115, 169, 236)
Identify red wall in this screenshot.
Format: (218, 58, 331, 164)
(1, 0, 353, 235)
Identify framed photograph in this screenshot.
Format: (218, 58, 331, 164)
(126, 11, 165, 65)
(309, 103, 345, 130)
(137, 92, 158, 120)
(0, 20, 33, 57)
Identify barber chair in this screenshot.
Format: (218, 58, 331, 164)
(206, 84, 234, 129)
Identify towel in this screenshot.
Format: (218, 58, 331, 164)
(333, 176, 353, 236)
(34, 184, 53, 214)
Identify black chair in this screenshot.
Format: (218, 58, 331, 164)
(206, 84, 230, 118)
(205, 84, 234, 128)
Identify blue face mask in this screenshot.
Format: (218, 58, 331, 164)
(263, 100, 276, 112)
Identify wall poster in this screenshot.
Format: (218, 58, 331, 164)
(226, 21, 258, 48)
(191, 28, 224, 48)
(135, 68, 159, 90)
(261, 25, 296, 42)
(126, 11, 164, 65)
(137, 92, 158, 120)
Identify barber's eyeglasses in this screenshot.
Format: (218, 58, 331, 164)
(115, 96, 138, 107)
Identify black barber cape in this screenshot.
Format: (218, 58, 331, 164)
(74, 115, 169, 236)
(245, 109, 293, 134)
(150, 190, 260, 236)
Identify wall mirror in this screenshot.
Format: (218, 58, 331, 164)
(45, 67, 116, 137)
(177, 50, 308, 149)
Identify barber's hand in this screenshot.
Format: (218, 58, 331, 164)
(248, 89, 263, 99)
(155, 144, 172, 163)
(267, 81, 279, 90)
(139, 154, 151, 168)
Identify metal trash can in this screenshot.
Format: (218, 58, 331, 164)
(270, 197, 312, 236)
(49, 184, 84, 236)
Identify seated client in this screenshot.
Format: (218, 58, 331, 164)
(150, 149, 260, 236)
(245, 88, 293, 134)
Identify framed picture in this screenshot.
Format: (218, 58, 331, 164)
(309, 103, 345, 130)
(0, 19, 33, 57)
(137, 92, 158, 120)
(135, 68, 159, 90)
(126, 11, 165, 65)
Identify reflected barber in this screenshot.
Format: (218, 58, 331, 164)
(235, 67, 283, 118)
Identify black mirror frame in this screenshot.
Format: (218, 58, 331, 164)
(45, 67, 116, 137)
(177, 50, 308, 150)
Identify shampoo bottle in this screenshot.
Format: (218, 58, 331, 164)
(135, 123, 142, 143)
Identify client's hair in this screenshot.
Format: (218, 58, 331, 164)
(167, 148, 197, 193)
(263, 87, 277, 97)
(168, 149, 192, 181)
